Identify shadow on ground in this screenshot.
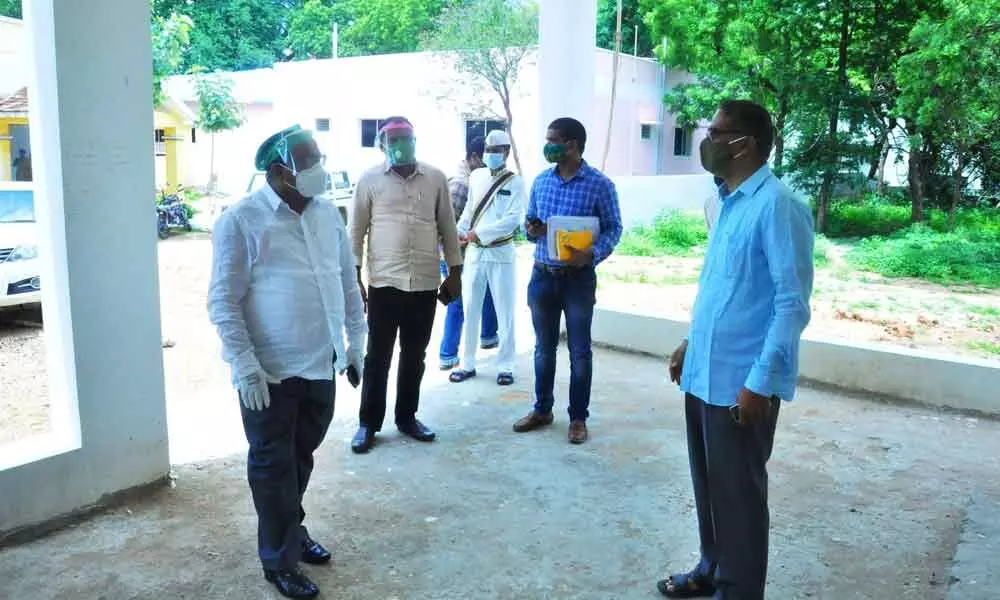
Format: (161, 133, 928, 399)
(2, 347, 1000, 599)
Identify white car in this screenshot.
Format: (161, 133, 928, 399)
(213, 170, 353, 223)
(0, 184, 40, 310)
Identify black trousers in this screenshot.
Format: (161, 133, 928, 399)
(240, 377, 335, 571)
(685, 393, 779, 600)
(359, 286, 437, 431)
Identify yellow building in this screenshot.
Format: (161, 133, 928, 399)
(0, 87, 29, 182)
(1, 87, 196, 190)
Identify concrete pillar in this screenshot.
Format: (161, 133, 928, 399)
(538, 0, 597, 169)
(0, 0, 169, 536)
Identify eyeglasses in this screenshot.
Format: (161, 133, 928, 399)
(706, 128, 750, 144)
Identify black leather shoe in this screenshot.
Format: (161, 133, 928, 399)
(351, 426, 375, 454)
(263, 568, 319, 599)
(301, 534, 331, 565)
(397, 419, 436, 442)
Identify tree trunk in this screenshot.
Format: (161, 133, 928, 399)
(950, 147, 964, 228)
(867, 127, 887, 181)
(209, 132, 216, 192)
(876, 136, 891, 195)
(906, 121, 924, 222)
(817, 1, 851, 234)
(773, 96, 788, 176)
(503, 97, 523, 175)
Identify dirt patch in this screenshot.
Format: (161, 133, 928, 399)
(584, 249, 1000, 363)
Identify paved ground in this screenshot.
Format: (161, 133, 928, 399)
(1, 235, 999, 599)
(3, 346, 1000, 599)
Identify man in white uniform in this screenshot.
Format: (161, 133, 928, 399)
(448, 130, 526, 386)
(208, 125, 367, 600)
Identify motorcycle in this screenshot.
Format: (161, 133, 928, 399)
(156, 187, 192, 239)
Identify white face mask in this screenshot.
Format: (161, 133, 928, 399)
(284, 163, 327, 198)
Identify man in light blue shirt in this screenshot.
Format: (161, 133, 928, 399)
(658, 101, 814, 600)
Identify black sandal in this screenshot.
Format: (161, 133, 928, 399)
(449, 369, 476, 383)
(496, 372, 514, 386)
(656, 570, 716, 598)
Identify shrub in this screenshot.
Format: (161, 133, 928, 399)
(813, 234, 832, 267)
(617, 210, 708, 257)
(824, 194, 911, 238)
(847, 224, 1000, 288)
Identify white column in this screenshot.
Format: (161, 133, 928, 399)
(0, 0, 169, 535)
(538, 0, 597, 169)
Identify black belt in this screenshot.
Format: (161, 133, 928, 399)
(533, 262, 592, 276)
(472, 234, 515, 248)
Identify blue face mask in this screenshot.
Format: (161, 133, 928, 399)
(483, 152, 505, 170)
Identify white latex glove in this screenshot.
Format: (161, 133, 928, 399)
(342, 346, 364, 376)
(237, 370, 271, 411)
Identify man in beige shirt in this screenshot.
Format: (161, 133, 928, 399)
(349, 116, 463, 454)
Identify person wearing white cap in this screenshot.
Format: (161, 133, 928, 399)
(448, 129, 526, 386)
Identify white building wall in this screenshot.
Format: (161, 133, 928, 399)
(165, 44, 688, 191)
(0, 16, 29, 95)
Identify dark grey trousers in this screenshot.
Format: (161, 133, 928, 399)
(240, 376, 335, 570)
(685, 393, 779, 600)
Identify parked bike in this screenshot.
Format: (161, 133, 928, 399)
(156, 187, 192, 239)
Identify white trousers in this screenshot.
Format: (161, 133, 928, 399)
(461, 258, 516, 374)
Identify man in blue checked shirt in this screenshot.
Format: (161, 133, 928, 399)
(513, 117, 622, 445)
(657, 101, 813, 600)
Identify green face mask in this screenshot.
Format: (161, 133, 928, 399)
(386, 139, 416, 166)
(543, 142, 567, 163)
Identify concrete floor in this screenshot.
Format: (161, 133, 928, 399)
(2, 346, 999, 599)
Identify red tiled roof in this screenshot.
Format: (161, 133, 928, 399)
(0, 87, 28, 114)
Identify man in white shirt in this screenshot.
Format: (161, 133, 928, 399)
(208, 125, 366, 600)
(349, 116, 463, 454)
(448, 130, 526, 386)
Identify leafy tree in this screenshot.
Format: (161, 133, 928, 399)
(422, 0, 538, 174)
(193, 73, 244, 191)
(896, 0, 1000, 225)
(152, 0, 299, 72)
(0, 0, 21, 19)
(285, 0, 336, 59)
(336, 0, 453, 58)
(151, 7, 193, 108)
(597, 0, 655, 57)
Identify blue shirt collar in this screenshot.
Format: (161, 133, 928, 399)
(719, 164, 773, 201)
(544, 159, 593, 183)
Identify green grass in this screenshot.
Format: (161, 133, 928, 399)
(813, 234, 832, 267)
(846, 224, 1000, 288)
(617, 211, 708, 257)
(967, 305, 1000, 318)
(967, 341, 1000, 355)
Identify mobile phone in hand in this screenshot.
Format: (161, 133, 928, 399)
(437, 286, 453, 306)
(346, 364, 361, 388)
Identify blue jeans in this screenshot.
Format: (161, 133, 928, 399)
(527, 264, 596, 421)
(439, 260, 498, 361)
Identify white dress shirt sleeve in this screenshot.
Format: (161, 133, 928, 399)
(338, 216, 368, 351)
(207, 212, 262, 381)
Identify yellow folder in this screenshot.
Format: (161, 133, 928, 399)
(556, 229, 594, 261)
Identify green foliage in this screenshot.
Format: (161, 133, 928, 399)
(285, 0, 336, 59)
(847, 223, 1000, 287)
(597, 0, 656, 57)
(336, 0, 453, 57)
(896, 1, 1000, 154)
(153, 0, 299, 71)
(813, 234, 832, 267)
(193, 73, 243, 133)
(0, 0, 21, 19)
(151, 7, 193, 108)
(825, 195, 913, 238)
(616, 211, 708, 257)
